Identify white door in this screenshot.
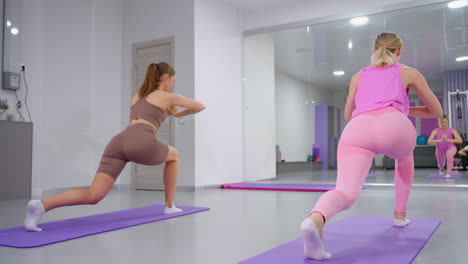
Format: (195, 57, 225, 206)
(132, 38, 174, 190)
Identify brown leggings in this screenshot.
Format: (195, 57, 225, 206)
(97, 124, 169, 179)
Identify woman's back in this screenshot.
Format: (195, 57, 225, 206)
(352, 63, 409, 118)
(130, 94, 168, 129)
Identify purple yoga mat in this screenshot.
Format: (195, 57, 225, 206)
(0, 205, 209, 248)
(239, 216, 440, 264)
(222, 183, 367, 192)
(426, 173, 461, 179)
(367, 173, 384, 177)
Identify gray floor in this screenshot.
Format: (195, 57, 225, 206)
(1, 168, 467, 264)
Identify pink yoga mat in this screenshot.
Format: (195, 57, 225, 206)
(221, 183, 367, 192)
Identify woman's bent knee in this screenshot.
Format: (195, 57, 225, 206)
(87, 189, 107, 205)
(165, 147, 179, 162)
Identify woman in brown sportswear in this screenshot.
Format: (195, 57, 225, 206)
(24, 62, 205, 231)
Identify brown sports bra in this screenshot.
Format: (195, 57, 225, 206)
(130, 97, 167, 129)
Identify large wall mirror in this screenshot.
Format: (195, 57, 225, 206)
(2, 0, 22, 90)
(243, 1, 468, 187)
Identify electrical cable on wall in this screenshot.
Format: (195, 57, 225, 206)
(21, 65, 32, 122)
(14, 89, 25, 122)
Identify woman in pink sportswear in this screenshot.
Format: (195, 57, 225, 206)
(427, 115, 462, 178)
(300, 32, 443, 260)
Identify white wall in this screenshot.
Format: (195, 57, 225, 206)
(243, 0, 446, 32)
(122, 0, 196, 188)
(243, 34, 276, 181)
(18, 0, 123, 194)
(275, 71, 332, 162)
(194, 0, 243, 186)
(19, 0, 47, 195)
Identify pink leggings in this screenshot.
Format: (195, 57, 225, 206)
(435, 147, 457, 173)
(312, 107, 416, 221)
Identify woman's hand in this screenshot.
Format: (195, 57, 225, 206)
(169, 93, 206, 117)
(442, 134, 447, 141)
(168, 106, 180, 117)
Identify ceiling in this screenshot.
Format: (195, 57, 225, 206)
(222, 0, 298, 11)
(267, 1, 468, 91)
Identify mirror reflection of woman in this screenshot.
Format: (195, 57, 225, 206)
(427, 115, 463, 178)
(458, 145, 468, 171)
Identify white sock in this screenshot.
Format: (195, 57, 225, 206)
(163, 204, 183, 215)
(393, 218, 411, 227)
(439, 170, 445, 176)
(300, 218, 332, 260)
(24, 200, 45, 232)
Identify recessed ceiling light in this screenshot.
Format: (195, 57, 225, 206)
(456, 56, 468, 62)
(333, 71, 345, 76)
(10, 27, 19, 35)
(348, 41, 353, 49)
(448, 1, 468, 9)
(350, 17, 368, 26)
(6, 20, 11, 27)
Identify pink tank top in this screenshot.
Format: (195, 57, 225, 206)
(352, 63, 409, 118)
(435, 128, 455, 151)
